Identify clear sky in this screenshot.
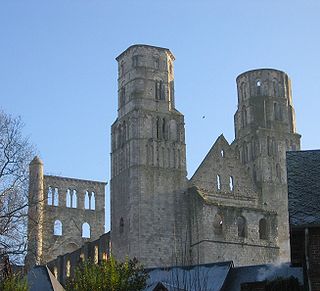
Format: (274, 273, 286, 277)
(1, 0, 320, 231)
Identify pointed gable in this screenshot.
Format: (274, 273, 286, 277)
(190, 135, 258, 207)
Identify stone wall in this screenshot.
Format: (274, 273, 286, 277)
(47, 232, 110, 286)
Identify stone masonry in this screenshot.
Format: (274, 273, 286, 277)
(110, 45, 301, 268)
(25, 157, 106, 269)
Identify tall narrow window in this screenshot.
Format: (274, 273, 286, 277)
(132, 55, 139, 67)
(259, 218, 268, 240)
(66, 189, 71, 208)
(120, 217, 124, 234)
(162, 118, 166, 140)
(48, 187, 53, 205)
(84, 191, 90, 209)
(94, 245, 99, 264)
(256, 79, 261, 95)
(237, 216, 246, 238)
(220, 149, 224, 157)
(66, 260, 71, 277)
(229, 176, 234, 191)
(90, 192, 96, 210)
(54, 220, 62, 236)
(53, 188, 59, 206)
(155, 80, 164, 100)
(72, 190, 77, 208)
(82, 222, 90, 238)
(276, 164, 281, 181)
(216, 175, 221, 190)
(154, 57, 159, 69)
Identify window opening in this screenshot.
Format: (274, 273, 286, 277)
(66, 260, 71, 277)
(216, 175, 221, 190)
(276, 164, 281, 181)
(94, 245, 99, 264)
(53, 188, 59, 206)
(66, 189, 71, 208)
(84, 191, 90, 209)
(48, 187, 53, 205)
(54, 220, 62, 236)
(213, 214, 223, 234)
(220, 149, 224, 157)
(237, 216, 246, 238)
(90, 192, 96, 210)
(132, 55, 139, 67)
(120, 217, 124, 234)
(154, 57, 159, 69)
(256, 79, 261, 95)
(72, 190, 77, 208)
(229, 176, 234, 191)
(259, 218, 268, 240)
(102, 252, 108, 261)
(82, 222, 90, 238)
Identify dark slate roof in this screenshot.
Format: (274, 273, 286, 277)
(223, 263, 303, 291)
(287, 150, 320, 227)
(27, 266, 65, 291)
(144, 261, 233, 291)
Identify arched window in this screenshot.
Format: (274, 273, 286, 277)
(213, 214, 223, 235)
(66, 189, 71, 208)
(216, 175, 221, 190)
(221, 149, 224, 157)
(259, 218, 268, 240)
(256, 79, 261, 95)
(90, 192, 95, 210)
(162, 118, 167, 140)
(54, 220, 62, 236)
(72, 190, 77, 208)
(229, 176, 234, 191)
(48, 187, 53, 205)
(53, 188, 59, 206)
(66, 260, 71, 277)
(84, 191, 90, 209)
(237, 216, 246, 238)
(120, 217, 124, 234)
(82, 222, 90, 238)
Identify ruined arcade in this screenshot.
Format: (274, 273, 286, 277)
(26, 44, 301, 271)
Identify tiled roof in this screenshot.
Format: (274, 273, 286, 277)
(287, 150, 320, 227)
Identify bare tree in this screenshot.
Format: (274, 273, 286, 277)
(0, 110, 34, 263)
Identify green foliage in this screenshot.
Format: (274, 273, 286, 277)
(66, 256, 148, 291)
(0, 275, 28, 291)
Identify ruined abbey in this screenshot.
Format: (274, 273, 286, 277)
(26, 44, 301, 271)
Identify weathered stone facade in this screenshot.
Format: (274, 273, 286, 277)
(110, 45, 301, 268)
(25, 157, 106, 269)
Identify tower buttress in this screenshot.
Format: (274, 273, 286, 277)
(25, 156, 44, 269)
(234, 69, 301, 261)
(111, 45, 187, 267)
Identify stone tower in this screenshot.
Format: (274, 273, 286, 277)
(234, 69, 301, 261)
(25, 156, 44, 270)
(111, 45, 187, 268)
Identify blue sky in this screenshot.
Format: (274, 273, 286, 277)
(1, 0, 320, 230)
